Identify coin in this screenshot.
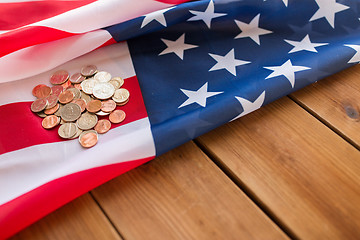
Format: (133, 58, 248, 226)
(32, 84, 51, 99)
(116, 98, 129, 106)
(51, 85, 64, 97)
(112, 88, 130, 104)
(79, 130, 98, 148)
(58, 90, 75, 104)
(61, 80, 72, 89)
(67, 87, 81, 99)
(86, 99, 102, 113)
(45, 94, 58, 109)
(50, 70, 69, 85)
(92, 82, 115, 100)
(109, 77, 124, 89)
(81, 79, 98, 95)
(42, 115, 60, 129)
(58, 122, 77, 139)
(109, 110, 126, 124)
(72, 99, 86, 112)
(31, 98, 48, 112)
(94, 71, 111, 82)
(36, 111, 47, 118)
(70, 126, 83, 139)
(94, 119, 111, 134)
(44, 103, 60, 115)
(70, 72, 85, 84)
(81, 91, 92, 103)
(81, 65, 97, 77)
(95, 110, 110, 116)
(76, 112, 98, 130)
(60, 103, 81, 122)
(101, 99, 116, 113)
(54, 104, 63, 116)
(74, 83, 82, 90)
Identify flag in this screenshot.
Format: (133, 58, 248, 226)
(0, 0, 359, 238)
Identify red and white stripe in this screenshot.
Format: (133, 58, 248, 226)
(0, 42, 156, 238)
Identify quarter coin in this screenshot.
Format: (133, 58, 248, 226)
(94, 71, 111, 82)
(112, 88, 129, 104)
(81, 79, 98, 95)
(58, 122, 77, 139)
(76, 112, 98, 130)
(60, 103, 81, 122)
(93, 82, 115, 100)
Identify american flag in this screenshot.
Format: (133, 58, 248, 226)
(0, 0, 359, 237)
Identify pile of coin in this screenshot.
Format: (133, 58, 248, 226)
(30, 65, 130, 148)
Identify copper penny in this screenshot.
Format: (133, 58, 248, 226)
(42, 115, 60, 129)
(72, 99, 87, 112)
(31, 98, 48, 113)
(32, 84, 51, 99)
(51, 85, 64, 97)
(50, 70, 69, 85)
(74, 83, 82, 90)
(109, 110, 126, 124)
(79, 131, 98, 148)
(44, 103, 59, 115)
(58, 90, 75, 104)
(81, 65, 98, 77)
(94, 119, 111, 134)
(86, 99, 102, 113)
(101, 99, 116, 113)
(61, 80, 72, 89)
(70, 72, 85, 84)
(45, 94, 58, 109)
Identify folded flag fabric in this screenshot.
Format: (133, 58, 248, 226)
(0, 0, 359, 238)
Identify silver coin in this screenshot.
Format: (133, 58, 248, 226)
(93, 82, 115, 100)
(94, 71, 112, 83)
(80, 79, 98, 95)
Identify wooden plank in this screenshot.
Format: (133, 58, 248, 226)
(196, 97, 360, 240)
(91, 141, 288, 240)
(290, 64, 360, 148)
(11, 194, 121, 240)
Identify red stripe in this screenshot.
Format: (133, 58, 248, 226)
(0, 76, 147, 155)
(0, 156, 154, 239)
(0, 0, 97, 30)
(155, 0, 190, 3)
(0, 26, 77, 58)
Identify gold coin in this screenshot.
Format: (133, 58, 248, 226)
(109, 77, 124, 89)
(60, 103, 81, 122)
(76, 112, 98, 130)
(79, 130, 98, 148)
(112, 88, 130, 104)
(58, 122, 77, 139)
(80, 91, 92, 104)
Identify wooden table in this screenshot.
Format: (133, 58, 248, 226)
(11, 65, 360, 240)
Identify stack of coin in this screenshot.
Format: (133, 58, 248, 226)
(30, 65, 129, 148)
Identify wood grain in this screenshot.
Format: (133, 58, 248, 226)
(290, 64, 360, 148)
(197, 97, 360, 240)
(11, 194, 121, 240)
(91, 141, 288, 240)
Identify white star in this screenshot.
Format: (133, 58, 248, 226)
(345, 45, 360, 63)
(234, 14, 273, 45)
(187, 0, 227, 28)
(178, 82, 223, 108)
(264, 60, 310, 88)
(310, 0, 349, 28)
(209, 49, 251, 76)
(159, 33, 198, 60)
(141, 7, 174, 28)
(232, 91, 266, 121)
(284, 34, 328, 53)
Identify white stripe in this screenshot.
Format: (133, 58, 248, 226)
(0, 33, 133, 89)
(1, 0, 172, 33)
(0, 117, 155, 205)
